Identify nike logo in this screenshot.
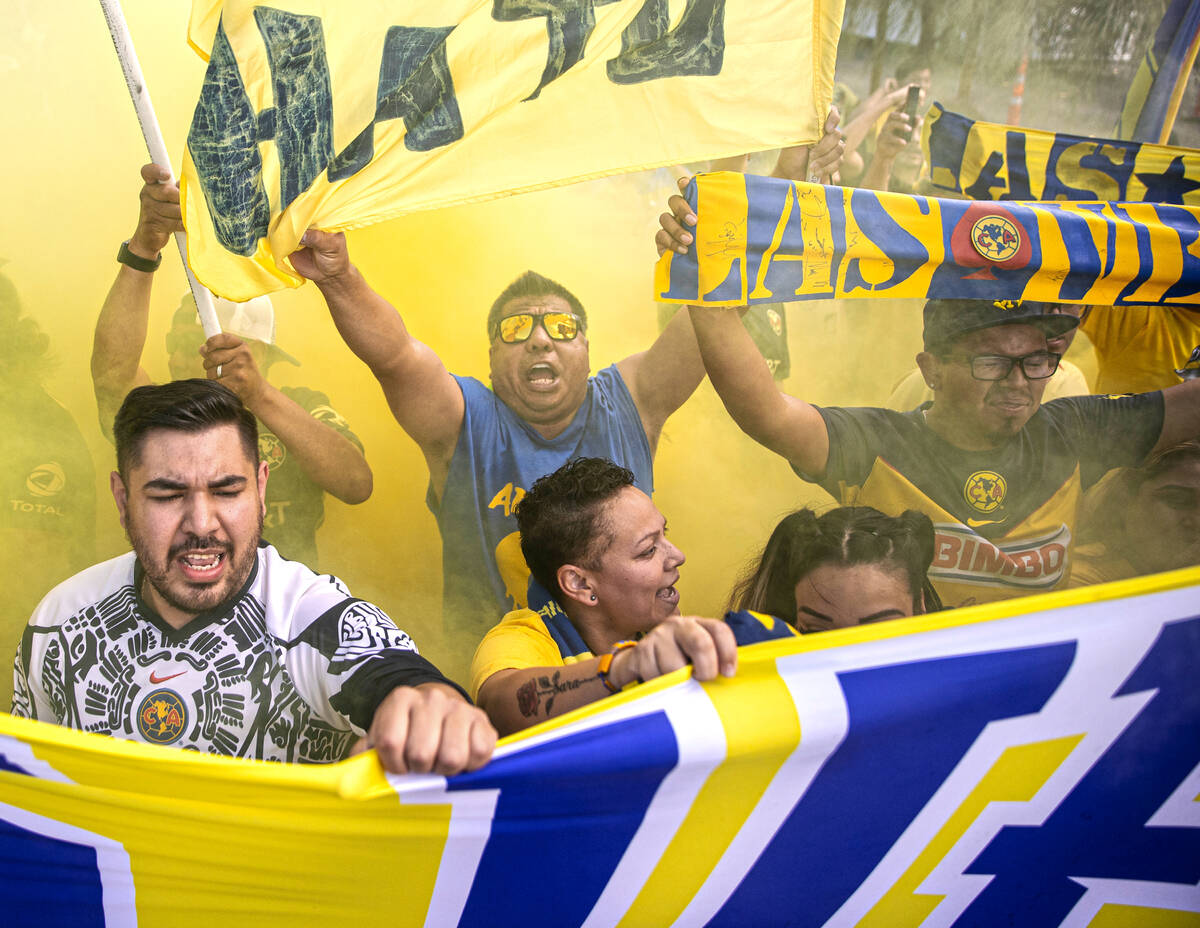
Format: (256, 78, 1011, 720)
(149, 669, 186, 684)
(966, 517, 1007, 528)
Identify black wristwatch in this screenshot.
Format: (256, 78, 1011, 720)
(116, 240, 162, 273)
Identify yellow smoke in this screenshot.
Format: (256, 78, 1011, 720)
(0, 1, 1099, 698)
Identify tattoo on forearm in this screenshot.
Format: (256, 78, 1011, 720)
(516, 671, 590, 718)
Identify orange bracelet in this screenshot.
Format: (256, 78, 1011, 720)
(596, 640, 637, 693)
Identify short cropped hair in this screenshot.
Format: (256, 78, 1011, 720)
(114, 379, 259, 479)
(516, 457, 634, 601)
(486, 271, 588, 341)
(729, 506, 942, 620)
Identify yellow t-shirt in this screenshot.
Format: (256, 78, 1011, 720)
(468, 606, 594, 702)
(1082, 307, 1200, 395)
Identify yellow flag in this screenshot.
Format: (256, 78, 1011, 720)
(180, 0, 844, 300)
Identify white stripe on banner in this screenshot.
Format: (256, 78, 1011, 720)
(676, 659, 850, 927)
(584, 679, 726, 927)
(827, 588, 1186, 926)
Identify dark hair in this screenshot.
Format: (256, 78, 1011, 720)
(728, 507, 942, 621)
(487, 271, 587, 341)
(893, 55, 930, 84)
(113, 379, 259, 478)
(516, 457, 634, 601)
(1077, 439, 1200, 546)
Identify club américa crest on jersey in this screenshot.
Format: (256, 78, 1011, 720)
(964, 469, 1007, 514)
(136, 688, 188, 744)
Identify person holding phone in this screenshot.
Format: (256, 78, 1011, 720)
(861, 82, 927, 192)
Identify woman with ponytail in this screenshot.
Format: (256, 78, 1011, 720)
(728, 507, 942, 634)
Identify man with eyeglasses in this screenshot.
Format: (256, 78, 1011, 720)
(681, 295, 1200, 608)
(887, 302, 1090, 409)
(292, 232, 705, 652)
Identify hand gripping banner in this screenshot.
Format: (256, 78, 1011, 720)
(180, 0, 844, 300)
(653, 171, 1200, 308)
(2, 566, 1199, 926)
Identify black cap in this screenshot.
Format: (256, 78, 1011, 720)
(922, 299, 1080, 351)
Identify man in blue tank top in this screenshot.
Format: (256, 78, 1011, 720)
(294, 231, 706, 656)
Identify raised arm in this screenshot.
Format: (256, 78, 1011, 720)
(615, 305, 705, 454)
(91, 163, 177, 433)
(291, 230, 465, 495)
(655, 192, 831, 476)
(771, 106, 845, 183)
(199, 334, 373, 503)
(621, 115, 845, 453)
(688, 305, 831, 475)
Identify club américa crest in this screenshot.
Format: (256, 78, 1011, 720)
(136, 688, 188, 744)
(964, 470, 1008, 514)
(258, 432, 286, 469)
(970, 215, 1021, 262)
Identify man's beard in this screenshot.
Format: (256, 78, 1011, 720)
(130, 512, 262, 619)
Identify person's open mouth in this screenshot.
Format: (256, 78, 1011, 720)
(177, 549, 226, 583)
(526, 362, 559, 389)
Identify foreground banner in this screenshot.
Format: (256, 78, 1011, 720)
(654, 171, 1200, 308)
(180, 0, 843, 300)
(2, 567, 1198, 926)
(922, 103, 1200, 205)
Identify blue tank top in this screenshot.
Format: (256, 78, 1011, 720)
(430, 364, 653, 640)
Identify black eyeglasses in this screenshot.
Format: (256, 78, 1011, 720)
(950, 351, 1061, 381)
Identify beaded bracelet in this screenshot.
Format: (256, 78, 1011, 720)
(596, 640, 637, 693)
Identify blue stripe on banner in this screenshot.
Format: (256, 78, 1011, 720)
(1161, 204, 1200, 301)
(661, 177, 702, 301)
(964, 616, 1200, 925)
(0, 818, 106, 928)
(707, 642, 1076, 927)
(449, 711, 679, 926)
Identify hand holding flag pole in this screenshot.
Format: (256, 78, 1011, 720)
(98, 0, 221, 339)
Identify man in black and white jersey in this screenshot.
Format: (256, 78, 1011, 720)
(12, 379, 495, 775)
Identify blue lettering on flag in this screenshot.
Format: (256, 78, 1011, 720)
(607, 0, 726, 85)
(492, 0, 599, 101)
(255, 8, 334, 213)
(963, 616, 1200, 924)
(186, 21, 272, 256)
(449, 711, 679, 926)
(708, 643, 1076, 927)
(329, 24, 464, 179)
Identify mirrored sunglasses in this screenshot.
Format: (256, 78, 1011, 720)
(496, 312, 582, 343)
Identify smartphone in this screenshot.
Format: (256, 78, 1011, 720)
(902, 83, 921, 123)
(902, 84, 916, 124)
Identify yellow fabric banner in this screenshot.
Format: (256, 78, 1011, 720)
(180, 0, 843, 300)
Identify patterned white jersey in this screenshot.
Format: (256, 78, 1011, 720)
(11, 544, 456, 763)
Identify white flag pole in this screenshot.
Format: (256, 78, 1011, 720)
(98, 0, 221, 338)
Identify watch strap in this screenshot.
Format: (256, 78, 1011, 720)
(117, 240, 162, 273)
